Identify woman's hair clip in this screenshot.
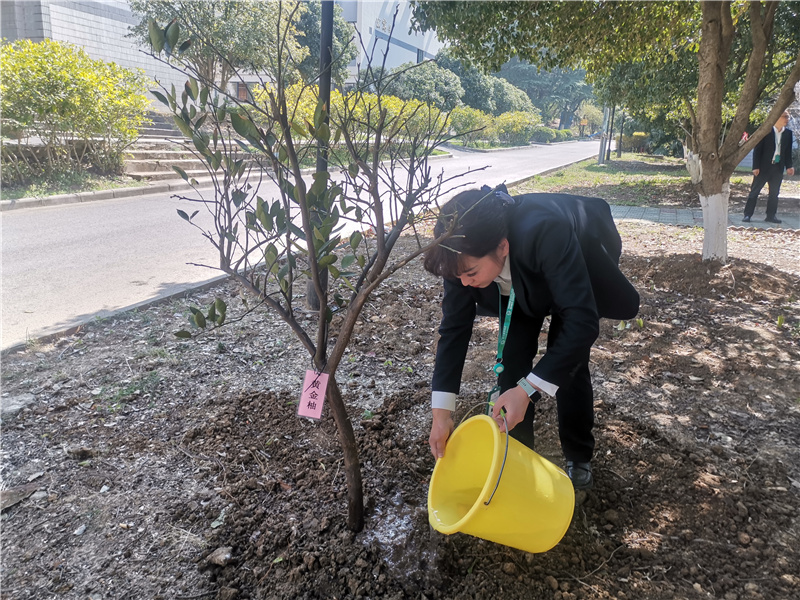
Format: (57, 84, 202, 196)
(480, 184, 514, 206)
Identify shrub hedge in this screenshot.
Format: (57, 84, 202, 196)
(1, 39, 151, 186)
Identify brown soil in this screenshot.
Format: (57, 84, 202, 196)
(2, 223, 799, 600)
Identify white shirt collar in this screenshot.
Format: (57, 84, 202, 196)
(494, 255, 512, 295)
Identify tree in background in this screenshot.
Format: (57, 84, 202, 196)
(491, 76, 535, 115)
(295, 0, 357, 87)
(386, 60, 464, 111)
(576, 102, 604, 136)
(436, 49, 534, 116)
(412, 0, 800, 262)
(128, 0, 307, 91)
(499, 60, 593, 128)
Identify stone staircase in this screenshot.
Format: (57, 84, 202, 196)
(126, 112, 209, 182)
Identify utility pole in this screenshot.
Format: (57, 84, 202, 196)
(598, 107, 610, 164)
(307, 0, 334, 311)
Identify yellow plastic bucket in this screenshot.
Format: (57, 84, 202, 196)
(428, 414, 575, 553)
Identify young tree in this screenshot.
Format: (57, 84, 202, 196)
(128, 0, 307, 90)
(412, 0, 800, 262)
(145, 5, 466, 532)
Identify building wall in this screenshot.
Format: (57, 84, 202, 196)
(337, 0, 443, 79)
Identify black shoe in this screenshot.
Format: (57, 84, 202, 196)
(742, 215, 751, 223)
(566, 461, 594, 490)
(764, 216, 782, 224)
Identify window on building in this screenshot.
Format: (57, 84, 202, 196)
(417, 49, 425, 63)
(237, 83, 249, 101)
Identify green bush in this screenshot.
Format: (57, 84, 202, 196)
(621, 132, 650, 152)
(494, 111, 541, 146)
(553, 128, 574, 142)
(530, 125, 557, 144)
(449, 105, 494, 146)
(1, 39, 151, 186)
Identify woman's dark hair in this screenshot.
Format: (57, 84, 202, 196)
(423, 188, 511, 279)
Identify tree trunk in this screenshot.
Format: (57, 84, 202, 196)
(698, 183, 730, 262)
(325, 374, 364, 531)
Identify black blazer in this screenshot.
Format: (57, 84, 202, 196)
(432, 193, 639, 395)
(753, 127, 794, 172)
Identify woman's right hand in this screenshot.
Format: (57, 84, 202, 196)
(429, 408, 454, 459)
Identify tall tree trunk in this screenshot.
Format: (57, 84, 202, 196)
(698, 183, 730, 261)
(695, 1, 734, 262)
(325, 374, 364, 531)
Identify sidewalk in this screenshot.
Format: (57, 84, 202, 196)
(610, 204, 800, 231)
(5, 177, 798, 231)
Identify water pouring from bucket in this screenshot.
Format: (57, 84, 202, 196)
(427, 414, 575, 553)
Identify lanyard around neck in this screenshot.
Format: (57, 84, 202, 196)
(493, 285, 515, 376)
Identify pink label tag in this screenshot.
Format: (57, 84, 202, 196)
(298, 370, 328, 420)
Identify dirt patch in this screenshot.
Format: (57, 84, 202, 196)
(2, 223, 799, 600)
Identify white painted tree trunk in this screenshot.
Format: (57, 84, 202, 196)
(698, 183, 730, 262)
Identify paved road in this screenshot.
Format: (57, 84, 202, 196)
(1, 141, 602, 350)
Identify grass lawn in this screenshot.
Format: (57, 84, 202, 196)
(1, 170, 148, 201)
(513, 152, 799, 211)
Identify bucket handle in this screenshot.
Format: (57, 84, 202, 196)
(455, 403, 510, 506)
(484, 411, 509, 506)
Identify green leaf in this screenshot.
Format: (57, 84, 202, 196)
(348, 163, 359, 177)
(173, 166, 189, 181)
(617, 320, 626, 331)
(313, 100, 326, 130)
(185, 77, 199, 101)
(177, 209, 191, 222)
(173, 115, 193, 138)
(147, 19, 165, 53)
(177, 38, 192, 54)
(150, 89, 170, 108)
(165, 19, 180, 55)
(194, 312, 207, 328)
(175, 330, 192, 339)
(328, 264, 341, 279)
(777, 315, 785, 328)
(230, 112, 259, 140)
(232, 189, 247, 207)
(318, 255, 337, 268)
(341, 255, 356, 269)
(290, 120, 308, 138)
(207, 303, 217, 323)
(349, 231, 362, 250)
(214, 298, 227, 325)
(316, 122, 331, 144)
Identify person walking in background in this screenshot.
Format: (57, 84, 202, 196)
(743, 110, 794, 224)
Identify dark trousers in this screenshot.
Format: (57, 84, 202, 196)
(744, 165, 785, 219)
(482, 294, 595, 463)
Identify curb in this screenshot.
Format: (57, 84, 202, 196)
(0, 152, 455, 212)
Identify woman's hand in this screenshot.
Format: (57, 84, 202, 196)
(491, 386, 530, 433)
(429, 408, 454, 459)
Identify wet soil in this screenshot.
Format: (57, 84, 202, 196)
(2, 222, 799, 600)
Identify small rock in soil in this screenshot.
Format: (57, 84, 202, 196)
(65, 446, 95, 460)
(219, 587, 239, 600)
(207, 547, 233, 566)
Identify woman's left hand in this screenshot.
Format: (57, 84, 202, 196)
(491, 386, 530, 433)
